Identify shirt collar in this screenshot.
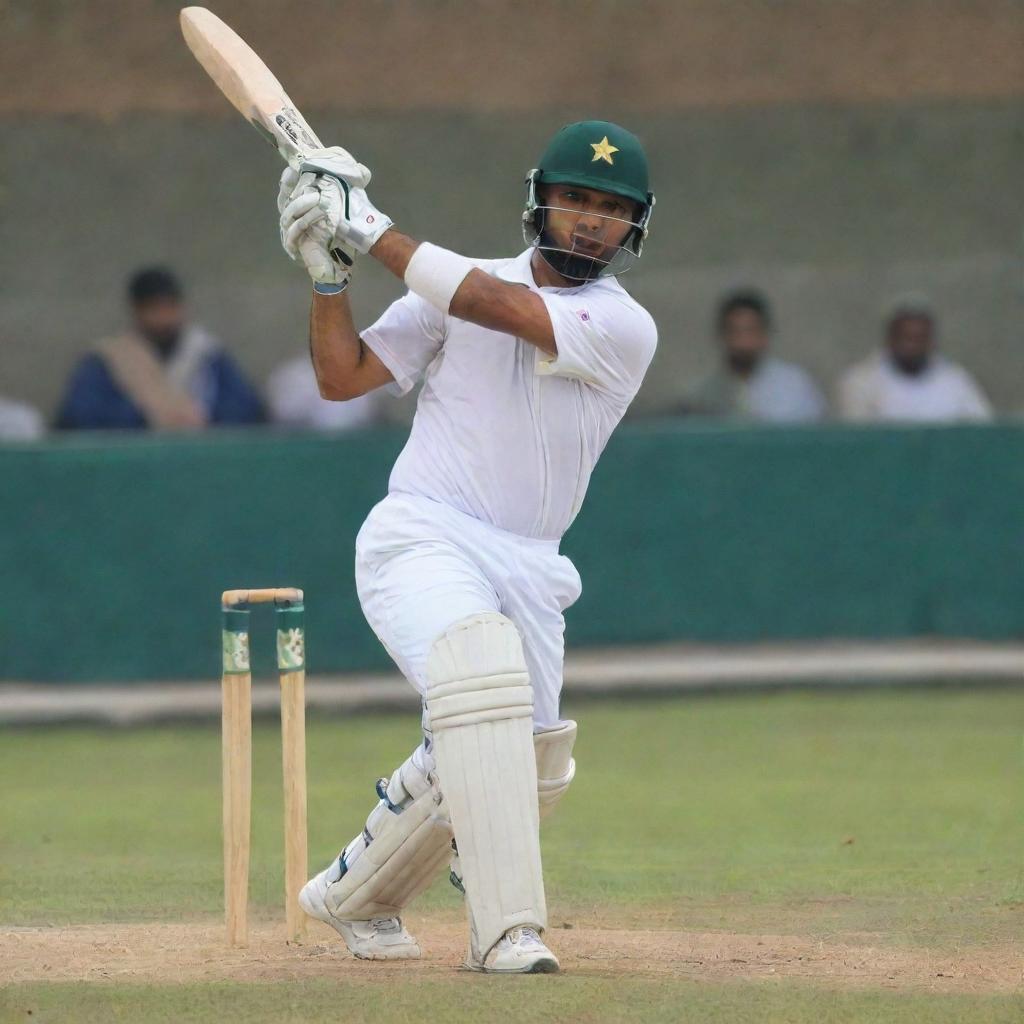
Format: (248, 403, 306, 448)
(495, 248, 542, 288)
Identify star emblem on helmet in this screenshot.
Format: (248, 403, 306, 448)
(590, 136, 619, 165)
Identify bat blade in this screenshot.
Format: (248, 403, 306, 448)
(180, 6, 321, 164)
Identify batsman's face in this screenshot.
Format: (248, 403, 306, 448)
(537, 184, 638, 261)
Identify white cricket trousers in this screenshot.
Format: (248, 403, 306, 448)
(355, 492, 582, 733)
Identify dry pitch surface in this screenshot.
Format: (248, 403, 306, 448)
(2, 915, 1021, 994)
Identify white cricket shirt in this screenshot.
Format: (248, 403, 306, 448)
(839, 353, 993, 422)
(361, 248, 657, 540)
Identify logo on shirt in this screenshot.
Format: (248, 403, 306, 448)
(575, 309, 591, 322)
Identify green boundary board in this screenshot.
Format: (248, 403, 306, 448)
(1, 423, 1021, 683)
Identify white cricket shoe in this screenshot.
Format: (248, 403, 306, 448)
(299, 865, 420, 960)
(467, 926, 560, 974)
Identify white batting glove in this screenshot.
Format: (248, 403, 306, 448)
(299, 145, 373, 190)
(277, 164, 300, 215)
(297, 153, 393, 255)
(330, 184, 394, 254)
(279, 172, 356, 287)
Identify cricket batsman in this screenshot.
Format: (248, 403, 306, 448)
(277, 120, 656, 973)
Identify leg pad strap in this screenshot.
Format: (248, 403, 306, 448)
(324, 753, 453, 920)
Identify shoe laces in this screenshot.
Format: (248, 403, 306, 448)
(505, 926, 543, 949)
(370, 917, 402, 933)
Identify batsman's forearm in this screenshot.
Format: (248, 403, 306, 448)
(308, 290, 370, 400)
(369, 228, 419, 279)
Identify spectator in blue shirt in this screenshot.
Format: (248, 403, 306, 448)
(56, 267, 264, 430)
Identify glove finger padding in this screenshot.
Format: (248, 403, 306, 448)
(277, 165, 301, 215)
(295, 231, 354, 286)
(283, 199, 358, 286)
(284, 202, 331, 258)
(280, 189, 319, 259)
(282, 178, 346, 258)
(297, 238, 333, 282)
(281, 188, 322, 222)
(286, 169, 320, 205)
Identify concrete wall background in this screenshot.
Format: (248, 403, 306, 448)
(1, 1, 1022, 417)
(5, 0, 1024, 114)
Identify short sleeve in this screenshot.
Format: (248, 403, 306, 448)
(535, 291, 657, 402)
(361, 290, 447, 395)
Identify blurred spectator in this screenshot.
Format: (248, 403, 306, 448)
(0, 397, 44, 440)
(683, 291, 825, 422)
(55, 268, 264, 430)
(838, 296, 992, 422)
(267, 355, 382, 431)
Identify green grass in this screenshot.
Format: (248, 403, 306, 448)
(2, 690, 1022, 1021)
(2, 980, 1023, 1024)
(2, 691, 1021, 944)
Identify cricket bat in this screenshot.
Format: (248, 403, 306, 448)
(180, 6, 321, 167)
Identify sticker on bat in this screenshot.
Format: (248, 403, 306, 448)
(275, 108, 319, 150)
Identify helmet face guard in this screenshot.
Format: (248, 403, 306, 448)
(522, 169, 655, 282)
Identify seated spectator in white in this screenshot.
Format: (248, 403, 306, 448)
(55, 267, 264, 431)
(0, 397, 44, 440)
(684, 291, 825, 422)
(838, 296, 992, 422)
(266, 354, 381, 431)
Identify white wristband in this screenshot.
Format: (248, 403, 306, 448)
(403, 242, 475, 313)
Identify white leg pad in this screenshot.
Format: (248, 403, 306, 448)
(323, 753, 453, 920)
(449, 722, 578, 897)
(426, 613, 546, 958)
(535, 720, 577, 820)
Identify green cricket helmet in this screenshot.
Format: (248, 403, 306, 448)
(523, 119, 655, 281)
